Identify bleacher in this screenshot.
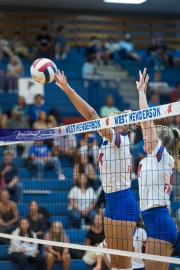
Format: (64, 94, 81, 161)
(0, 11, 180, 270)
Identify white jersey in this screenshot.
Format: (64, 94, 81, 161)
(138, 141, 174, 211)
(98, 130, 131, 193)
(132, 227, 147, 269)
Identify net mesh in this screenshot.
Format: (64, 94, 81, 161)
(0, 103, 180, 270)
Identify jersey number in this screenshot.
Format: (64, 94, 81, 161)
(98, 153, 104, 165)
(164, 174, 174, 195)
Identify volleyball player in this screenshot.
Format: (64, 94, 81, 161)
(55, 70, 140, 270)
(136, 68, 179, 270)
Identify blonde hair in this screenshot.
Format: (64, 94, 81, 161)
(155, 125, 180, 171)
(112, 110, 132, 133)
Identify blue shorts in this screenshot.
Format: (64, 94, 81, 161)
(104, 188, 140, 222)
(142, 206, 178, 244)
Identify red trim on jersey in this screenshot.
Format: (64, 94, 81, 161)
(115, 132, 121, 148)
(38, 62, 53, 72)
(33, 58, 42, 68)
(156, 143, 164, 162)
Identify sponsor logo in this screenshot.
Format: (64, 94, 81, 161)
(105, 118, 109, 126)
(13, 129, 55, 140)
(167, 104, 172, 114)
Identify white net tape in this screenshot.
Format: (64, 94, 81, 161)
(0, 101, 179, 145)
(0, 232, 179, 264)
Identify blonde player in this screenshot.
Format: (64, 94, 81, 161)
(55, 70, 140, 270)
(136, 68, 179, 270)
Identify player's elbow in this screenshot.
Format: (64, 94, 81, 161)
(87, 109, 99, 121)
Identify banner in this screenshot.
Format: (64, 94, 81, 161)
(0, 101, 179, 145)
(18, 77, 44, 104)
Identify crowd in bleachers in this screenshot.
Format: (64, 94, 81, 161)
(0, 22, 180, 270)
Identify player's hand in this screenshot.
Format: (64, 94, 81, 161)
(93, 266, 101, 270)
(55, 70, 69, 93)
(136, 68, 149, 94)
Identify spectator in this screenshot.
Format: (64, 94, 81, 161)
(170, 114, 180, 130)
(29, 140, 65, 180)
(93, 239, 111, 270)
(26, 200, 47, 239)
(82, 55, 101, 80)
(53, 133, 77, 163)
(0, 190, 19, 244)
(83, 214, 105, 267)
(132, 217, 147, 270)
(29, 94, 49, 123)
(148, 70, 169, 94)
(6, 55, 24, 93)
(118, 33, 141, 61)
(0, 31, 13, 61)
(9, 31, 30, 58)
(85, 37, 104, 64)
(0, 64, 5, 92)
(100, 95, 119, 118)
(0, 150, 22, 202)
(5, 106, 30, 129)
(44, 221, 70, 270)
(77, 131, 99, 164)
(0, 105, 7, 128)
(36, 26, 52, 58)
(68, 174, 97, 228)
(156, 37, 180, 68)
(8, 218, 46, 270)
(147, 37, 163, 70)
(170, 83, 180, 103)
(54, 25, 70, 60)
(33, 110, 57, 129)
(148, 93, 161, 108)
(73, 154, 96, 187)
(12, 96, 29, 119)
(104, 36, 120, 64)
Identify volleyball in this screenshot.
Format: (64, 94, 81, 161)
(30, 58, 57, 84)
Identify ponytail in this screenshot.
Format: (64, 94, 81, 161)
(155, 125, 180, 171)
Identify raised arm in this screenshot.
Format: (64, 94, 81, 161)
(136, 68, 158, 153)
(55, 70, 114, 142)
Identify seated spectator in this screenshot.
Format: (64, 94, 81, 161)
(147, 37, 163, 70)
(156, 37, 180, 68)
(44, 221, 70, 270)
(148, 70, 170, 94)
(100, 95, 119, 118)
(82, 55, 102, 80)
(12, 96, 29, 119)
(170, 83, 180, 103)
(6, 55, 24, 93)
(54, 25, 70, 60)
(148, 93, 161, 108)
(26, 200, 46, 239)
(29, 94, 49, 123)
(104, 36, 120, 64)
(73, 154, 96, 187)
(0, 31, 13, 61)
(118, 33, 141, 61)
(0, 150, 22, 202)
(5, 106, 30, 129)
(33, 110, 57, 129)
(36, 26, 52, 58)
(8, 218, 46, 270)
(93, 239, 111, 270)
(77, 131, 99, 164)
(83, 214, 105, 267)
(9, 31, 30, 58)
(0, 190, 19, 244)
(29, 140, 65, 180)
(85, 37, 104, 64)
(68, 174, 97, 228)
(53, 133, 77, 163)
(0, 64, 5, 92)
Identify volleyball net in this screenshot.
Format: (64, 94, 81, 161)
(0, 101, 180, 269)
